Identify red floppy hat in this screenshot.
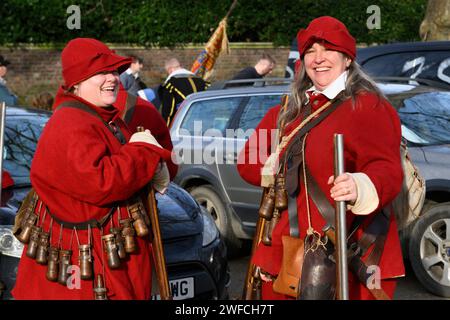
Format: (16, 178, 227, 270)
(61, 38, 131, 89)
(297, 16, 356, 59)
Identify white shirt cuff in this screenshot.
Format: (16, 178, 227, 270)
(347, 172, 379, 215)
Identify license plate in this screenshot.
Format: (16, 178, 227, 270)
(153, 277, 195, 300)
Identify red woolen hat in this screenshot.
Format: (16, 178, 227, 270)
(297, 16, 356, 59)
(61, 38, 131, 89)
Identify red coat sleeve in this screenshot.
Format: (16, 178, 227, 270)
(31, 108, 165, 206)
(348, 93, 403, 209)
(237, 105, 281, 186)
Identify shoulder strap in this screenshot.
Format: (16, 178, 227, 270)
(283, 97, 342, 196)
(55, 100, 127, 145)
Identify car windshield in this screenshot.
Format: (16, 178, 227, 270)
(3, 113, 49, 186)
(392, 91, 450, 146)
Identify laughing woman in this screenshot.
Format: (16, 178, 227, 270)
(12, 38, 171, 299)
(238, 17, 405, 300)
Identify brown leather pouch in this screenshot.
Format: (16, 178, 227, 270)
(272, 235, 305, 298)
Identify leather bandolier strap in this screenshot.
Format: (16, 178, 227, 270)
(55, 100, 127, 145)
(283, 95, 344, 197)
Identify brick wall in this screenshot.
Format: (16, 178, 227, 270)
(0, 44, 290, 105)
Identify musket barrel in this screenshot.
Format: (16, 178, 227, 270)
(0, 102, 5, 205)
(334, 133, 349, 300)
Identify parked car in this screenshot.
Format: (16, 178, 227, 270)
(357, 41, 450, 89)
(170, 78, 450, 297)
(0, 106, 230, 300)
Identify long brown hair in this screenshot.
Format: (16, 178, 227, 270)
(278, 57, 385, 129)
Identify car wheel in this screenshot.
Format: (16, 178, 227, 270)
(190, 185, 242, 255)
(409, 202, 450, 297)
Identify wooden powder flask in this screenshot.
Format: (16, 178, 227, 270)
(35, 231, 50, 264)
(110, 227, 127, 259)
(46, 246, 60, 281)
(16, 192, 39, 243)
(274, 173, 288, 211)
(57, 249, 73, 285)
(258, 185, 275, 220)
(102, 234, 121, 269)
(261, 220, 272, 245)
(16, 212, 38, 244)
(120, 218, 137, 253)
(26, 225, 42, 259)
(78, 244, 93, 280)
(261, 209, 281, 246)
(128, 203, 149, 237)
(93, 274, 108, 300)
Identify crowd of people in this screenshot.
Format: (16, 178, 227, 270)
(4, 15, 406, 301)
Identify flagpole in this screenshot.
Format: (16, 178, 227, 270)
(225, 0, 238, 19)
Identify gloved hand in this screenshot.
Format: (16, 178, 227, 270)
(129, 129, 162, 148)
(152, 162, 170, 194)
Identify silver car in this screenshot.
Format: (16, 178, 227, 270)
(170, 78, 450, 297)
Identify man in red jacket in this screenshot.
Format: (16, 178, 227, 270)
(12, 38, 172, 300)
(238, 16, 404, 300)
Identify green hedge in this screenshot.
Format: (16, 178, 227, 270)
(0, 0, 427, 47)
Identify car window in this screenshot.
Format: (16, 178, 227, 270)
(238, 95, 282, 132)
(362, 52, 450, 86)
(395, 91, 450, 145)
(180, 97, 242, 136)
(3, 114, 49, 185)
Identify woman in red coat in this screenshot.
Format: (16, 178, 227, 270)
(238, 16, 405, 300)
(12, 38, 172, 299)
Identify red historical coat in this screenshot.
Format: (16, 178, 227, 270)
(12, 90, 172, 300)
(237, 92, 405, 300)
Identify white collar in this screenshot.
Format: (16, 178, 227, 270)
(125, 68, 139, 78)
(165, 68, 195, 83)
(0, 77, 6, 85)
(306, 71, 348, 100)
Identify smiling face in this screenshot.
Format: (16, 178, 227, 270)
(304, 42, 351, 91)
(74, 71, 119, 107)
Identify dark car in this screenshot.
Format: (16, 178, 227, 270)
(357, 41, 450, 89)
(170, 78, 450, 297)
(0, 106, 229, 300)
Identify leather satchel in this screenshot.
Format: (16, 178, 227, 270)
(272, 235, 305, 298)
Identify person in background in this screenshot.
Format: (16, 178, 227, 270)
(31, 92, 54, 111)
(238, 16, 404, 300)
(0, 55, 18, 106)
(231, 53, 276, 81)
(119, 55, 147, 96)
(158, 58, 208, 127)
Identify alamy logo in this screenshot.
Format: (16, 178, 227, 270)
(67, 5, 81, 30)
(366, 265, 381, 289)
(66, 265, 81, 289)
(366, 5, 381, 30)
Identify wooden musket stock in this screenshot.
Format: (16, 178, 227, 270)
(242, 187, 268, 300)
(137, 126, 172, 300)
